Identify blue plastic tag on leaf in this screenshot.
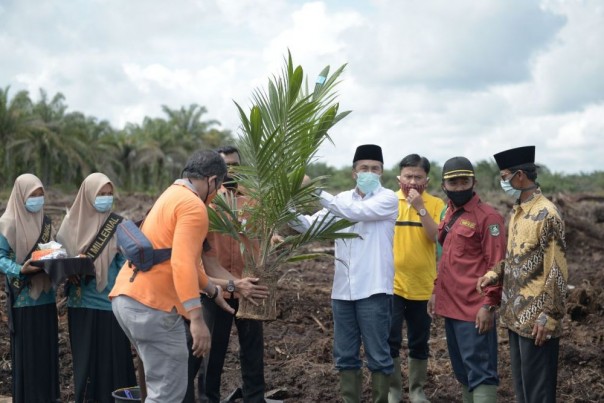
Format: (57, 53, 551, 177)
(316, 75, 326, 85)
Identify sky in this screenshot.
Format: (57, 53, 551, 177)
(1, 0, 603, 174)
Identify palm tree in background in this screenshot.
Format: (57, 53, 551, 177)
(0, 86, 35, 186)
(0, 88, 234, 193)
(161, 104, 233, 150)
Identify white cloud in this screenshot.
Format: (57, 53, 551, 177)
(0, 0, 603, 174)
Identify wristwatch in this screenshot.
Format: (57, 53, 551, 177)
(226, 279, 236, 293)
(418, 208, 427, 217)
(482, 304, 497, 312)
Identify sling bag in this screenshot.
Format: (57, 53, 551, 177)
(437, 208, 465, 246)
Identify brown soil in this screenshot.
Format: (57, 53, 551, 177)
(1, 191, 603, 402)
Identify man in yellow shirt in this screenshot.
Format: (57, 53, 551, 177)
(388, 154, 445, 403)
(110, 150, 233, 403)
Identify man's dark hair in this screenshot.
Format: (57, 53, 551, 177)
(182, 150, 227, 181)
(398, 154, 430, 174)
(509, 163, 539, 182)
(215, 145, 240, 157)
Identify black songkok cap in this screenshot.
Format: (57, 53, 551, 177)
(493, 146, 535, 170)
(353, 144, 383, 163)
(442, 156, 475, 180)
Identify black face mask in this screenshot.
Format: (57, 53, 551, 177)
(223, 175, 238, 191)
(444, 188, 474, 207)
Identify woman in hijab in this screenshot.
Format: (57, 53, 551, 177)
(56, 172, 136, 403)
(0, 173, 60, 403)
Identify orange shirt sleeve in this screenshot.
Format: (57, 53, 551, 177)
(170, 191, 209, 311)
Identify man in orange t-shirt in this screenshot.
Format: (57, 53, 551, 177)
(110, 150, 233, 403)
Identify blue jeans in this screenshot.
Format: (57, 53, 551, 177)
(332, 293, 393, 374)
(388, 295, 431, 360)
(444, 318, 499, 391)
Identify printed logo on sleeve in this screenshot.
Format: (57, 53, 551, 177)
(489, 224, 501, 237)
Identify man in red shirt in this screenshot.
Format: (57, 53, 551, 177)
(428, 156, 505, 403)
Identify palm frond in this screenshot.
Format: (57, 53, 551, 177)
(210, 51, 355, 273)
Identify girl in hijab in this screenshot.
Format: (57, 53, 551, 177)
(0, 173, 60, 403)
(56, 172, 136, 403)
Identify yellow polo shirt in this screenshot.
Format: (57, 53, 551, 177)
(393, 190, 445, 300)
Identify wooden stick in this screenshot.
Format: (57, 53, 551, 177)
(309, 314, 328, 333)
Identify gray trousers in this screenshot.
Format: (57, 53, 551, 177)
(112, 296, 188, 403)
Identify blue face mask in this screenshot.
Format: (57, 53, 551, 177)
(25, 196, 45, 213)
(500, 171, 521, 199)
(94, 195, 114, 212)
(500, 179, 521, 199)
(356, 172, 381, 195)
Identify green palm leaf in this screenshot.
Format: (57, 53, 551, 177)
(209, 51, 356, 274)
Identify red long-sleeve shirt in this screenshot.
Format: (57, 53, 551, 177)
(433, 194, 506, 322)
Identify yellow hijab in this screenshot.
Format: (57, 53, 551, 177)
(0, 174, 52, 299)
(56, 173, 118, 292)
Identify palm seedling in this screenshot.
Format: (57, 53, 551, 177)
(208, 52, 357, 320)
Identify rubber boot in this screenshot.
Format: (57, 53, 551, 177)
(388, 357, 402, 403)
(462, 385, 474, 403)
(472, 384, 497, 403)
(339, 369, 362, 403)
(371, 371, 390, 403)
(408, 358, 430, 403)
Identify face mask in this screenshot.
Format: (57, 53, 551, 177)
(401, 183, 426, 197)
(356, 172, 381, 195)
(500, 179, 521, 199)
(444, 188, 474, 207)
(94, 195, 114, 212)
(223, 175, 238, 191)
(203, 178, 220, 205)
(25, 196, 45, 213)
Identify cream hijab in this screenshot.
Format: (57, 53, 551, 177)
(0, 173, 52, 299)
(56, 172, 118, 292)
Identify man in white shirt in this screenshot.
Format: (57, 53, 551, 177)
(292, 144, 398, 403)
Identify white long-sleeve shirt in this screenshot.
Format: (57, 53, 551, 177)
(293, 186, 398, 301)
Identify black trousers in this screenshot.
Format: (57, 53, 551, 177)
(388, 295, 432, 360)
(196, 296, 265, 403)
(509, 329, 560, 403)
(68, 308, 137, 403)
(11, 304, 60, 403)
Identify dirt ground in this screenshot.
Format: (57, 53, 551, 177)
(0, 191, 603, 402)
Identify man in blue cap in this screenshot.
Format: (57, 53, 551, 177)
(478, 146, 568, 403)
(291, 144, 398, 403)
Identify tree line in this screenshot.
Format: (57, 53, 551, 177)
(0, 86, 234, 193)
(2, 85, 602, 196)
(309, 156, 604, 196)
